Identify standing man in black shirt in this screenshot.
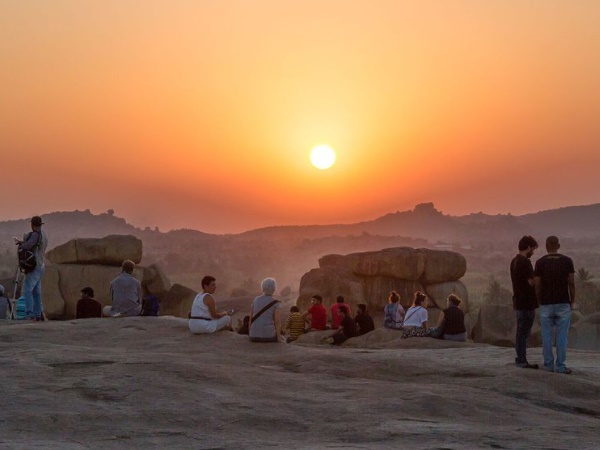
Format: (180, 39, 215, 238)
(534, 236, 575, 374)
(510, 235, 539, 369)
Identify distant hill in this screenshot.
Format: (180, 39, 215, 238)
(3, 202, 600, 293)
(239, 202, 600, 243)
(3, 202, 600, 249)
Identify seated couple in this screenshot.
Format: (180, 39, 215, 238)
(189, 276, 284, 342)
(384, 291, 466, 341)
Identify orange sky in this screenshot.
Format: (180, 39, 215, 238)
(1, 1, 599, 233)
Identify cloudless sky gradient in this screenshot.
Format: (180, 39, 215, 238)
(1, 0, 599, 233)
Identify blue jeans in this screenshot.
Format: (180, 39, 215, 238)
(539, 303, 571, 372)
(22, 267, 45, 319)
(515, 309, 536, 365)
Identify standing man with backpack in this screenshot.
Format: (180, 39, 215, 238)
(14, 216, 48, 321)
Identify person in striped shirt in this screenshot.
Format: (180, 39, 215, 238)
(282, 306, 307, 343)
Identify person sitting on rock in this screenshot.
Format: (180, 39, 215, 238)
(431, 294, 467, 341)
(188, 275, 232, 334)
(303, 295, 328, 331)
(76, 287, 102, 319)
(354, 303, 375, 335)
(323, 305, 355, 345)
(402, 291, 433, 338)
(0, 285, 10, 320)
(236, 315, 250, 335)
(282, 306, 307, 342)
(249, 277, 282, 343)
(384, 291, 405, 330)
(331, 295, 352, 329)
(103, 260, 142, 317)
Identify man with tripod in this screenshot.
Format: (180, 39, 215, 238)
(14, 216, 48, 321)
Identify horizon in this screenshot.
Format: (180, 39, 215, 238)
(2, 200, 598, 235)
(2, 1, 599, 234)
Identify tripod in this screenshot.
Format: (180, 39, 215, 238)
(9, 266, 23, 320)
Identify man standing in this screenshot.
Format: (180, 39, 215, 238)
(534, 236, 576, 374)
(15, 216, 48, 321)
(104, 260, 142, 317)
(510, 235, 539, 369)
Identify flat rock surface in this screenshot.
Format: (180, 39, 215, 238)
(1, 317, 599, 449)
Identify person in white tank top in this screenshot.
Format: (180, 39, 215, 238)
(188, 276, 232, 334)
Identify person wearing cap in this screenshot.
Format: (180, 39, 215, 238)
(302, 294, 328, 331)
(14, 216, 48, 320)
(0, 285, 10, 320)
(104, 260, 142, 317)
(76, 287, 102, 319)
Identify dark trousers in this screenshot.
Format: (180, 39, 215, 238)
(515, 309, 536, 364)
(332, 334, 348, 345)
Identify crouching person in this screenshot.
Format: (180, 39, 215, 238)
(189, 276, 232, 334)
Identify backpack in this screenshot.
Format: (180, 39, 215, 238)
(141, 295, 160, 316)
(384, 303, 405, 330)
(18, 232, 42, 274)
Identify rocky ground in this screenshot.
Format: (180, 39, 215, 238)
(1, 317, 599, 449)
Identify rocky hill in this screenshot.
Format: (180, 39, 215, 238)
(2, 203, 600, 295)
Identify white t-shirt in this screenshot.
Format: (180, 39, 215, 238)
(403, 306, 428, 327)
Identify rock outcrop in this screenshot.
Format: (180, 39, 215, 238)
(160, 284, 197, 318)
(46, 235, 143, 265)
(297, 247, 469, 327)
(40, 235, 173, 319)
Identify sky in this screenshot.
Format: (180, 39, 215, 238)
(1, 0, 599, 234)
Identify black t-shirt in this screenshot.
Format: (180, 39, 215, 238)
(341, 315, 356, 338)
(534, 253, 575, 305)
(443, 306, 466, 335)
(354, 313, 375, 335)
(76, 297, 102, 319)
(510, 254, 538, 310)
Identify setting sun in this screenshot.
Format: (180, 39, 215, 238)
(309, 145, 336, 170)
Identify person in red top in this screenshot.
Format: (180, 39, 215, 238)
(330, 295, 351, 329)
(303, 295, 328, 330)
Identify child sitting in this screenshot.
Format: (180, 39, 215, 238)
(282, 306, 306, 343)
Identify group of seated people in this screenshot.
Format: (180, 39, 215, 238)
(385, 290, 467, 341)
(75, 260, 157, 319)
(188, 275, 466, 344)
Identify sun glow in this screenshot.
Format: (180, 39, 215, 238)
(309, 145, 336, 170)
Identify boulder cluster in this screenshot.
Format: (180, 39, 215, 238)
(297, 247, 469, 327)
(41, 235, 174, 319)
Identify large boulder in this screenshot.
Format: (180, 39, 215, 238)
(569, 312, 600, 351)
(297, 267, 364, 311)
(352, 247, 425, 280)
(55, 264, 144, 318)
(142, 264, 172, 300)
(362, 276, 424, 311)
(424, 281, 469, 312)
(419, 249, 467, 284)
(46, 235, 142, 265)
(160, 284, 197, 318)
(298, 247, 468, 317)
(41, 265, 65, 319)
(319, 254, 361, 272)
